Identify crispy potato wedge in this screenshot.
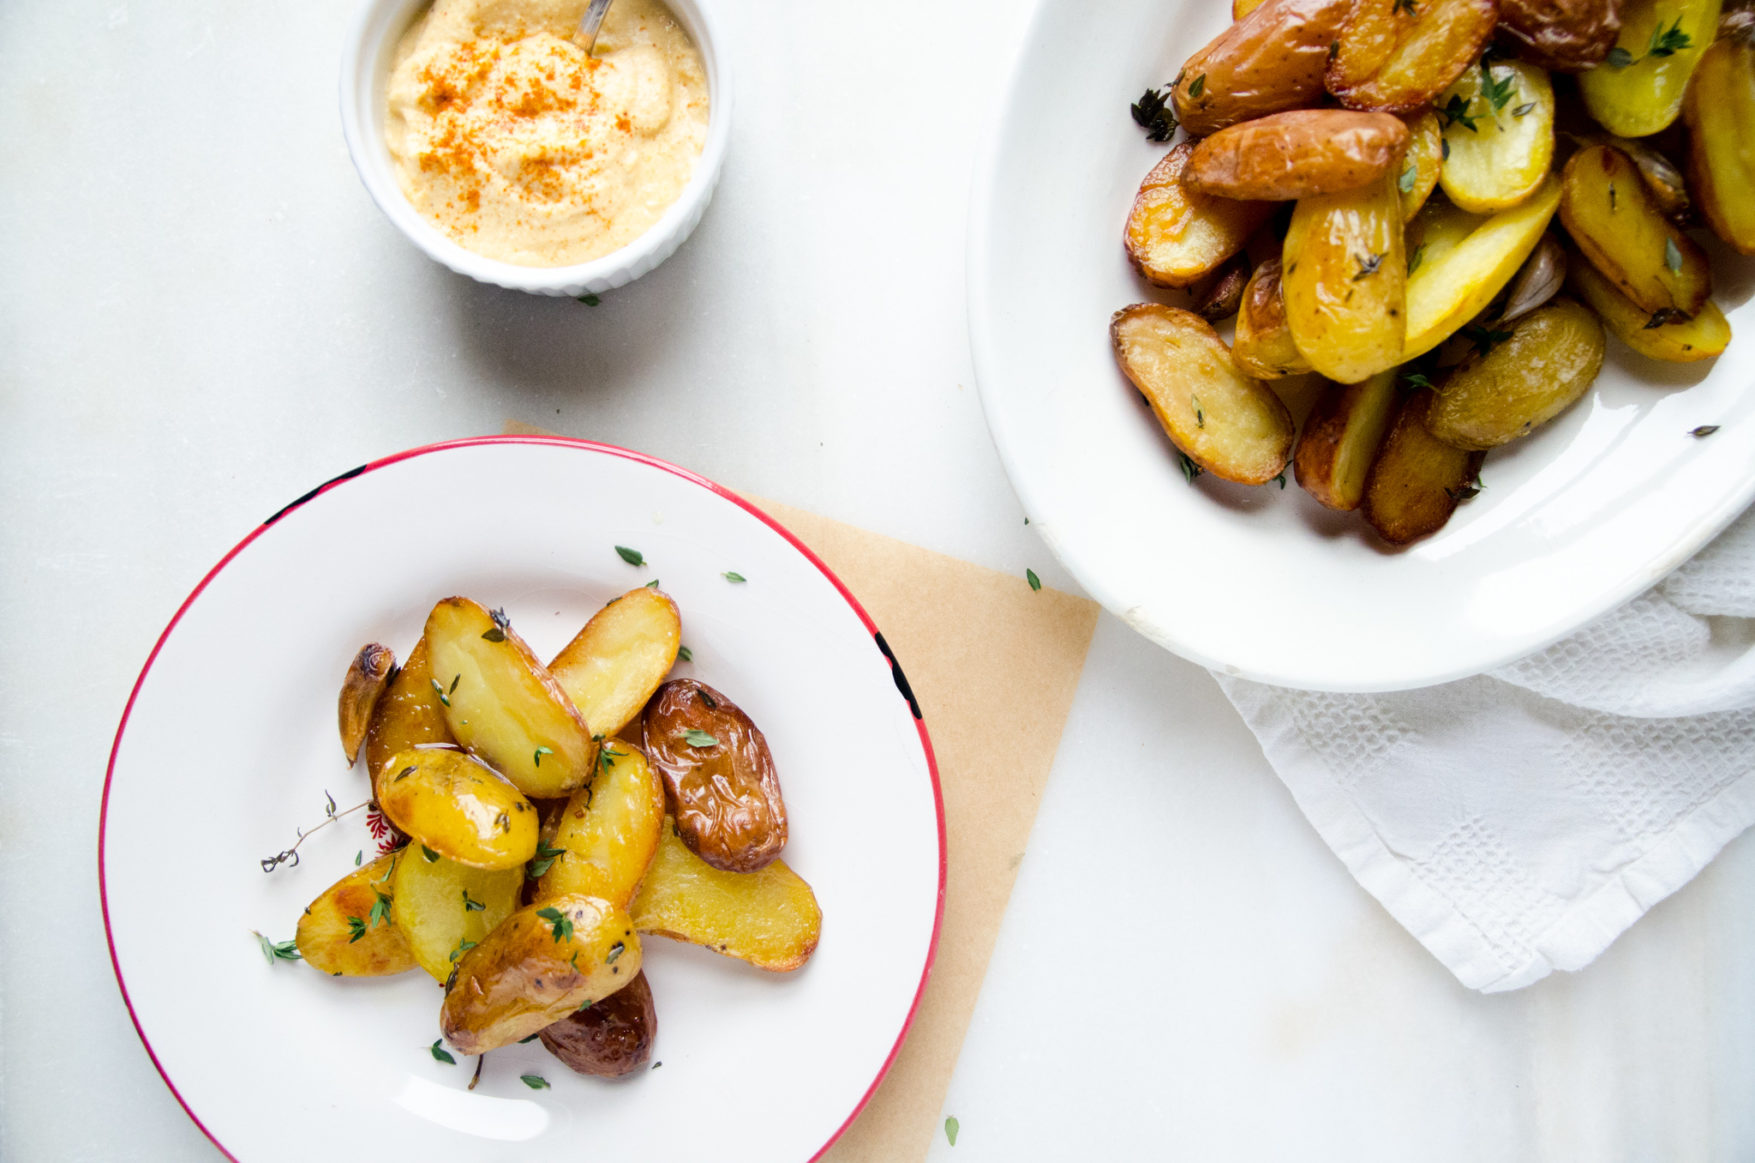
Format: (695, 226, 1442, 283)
(1125, 144, 1275, 287)
(1110, 304, 1296, 483)
(1569, 256, 1732, 359)
(1363, 390, 1486, 544)
(1282, 173, 1408, 382)
(1187, 110, 1410, 201)
(364, 637, 455, 796)
(425, 597, 596, 799)
(1195, 253, 1252, 321)
(1579, 0, 1723, 136)
(1397, 110, 1443, 221)
(1403, 178, 1562, 359)
(1294, 371, 1401, 511)
(376, 747, 540, 870)
(339, 644, 395, 765)
(1327, 0, 1499, 112)
(295, 852, 417, 977)
(1234, 258, 1315, 378)
(440, 894, 641, 1055)
(1685, 35, 1755, 253)
(1500, 0, 1625, 69)
(1559, 145, 1710, 315)
(642, 680, 788, 874)
(631, 820, 822, 972)
(1173, 0, 1353, 136)
(548, 587, 681, 742)
(1437, 60, 1556, 213)
(1426, 298, 1606, 448)
(539, 969, 656, 1078)
(393, 850, 522, 982)
(535, 740, 666, 909)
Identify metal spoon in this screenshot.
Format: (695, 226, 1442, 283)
(578, 0, 613, 56)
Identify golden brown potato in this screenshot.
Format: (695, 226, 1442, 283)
(548, 587, 681, 742)
(295, 852, 417, 977)
(1327, 0, 1499, 112)
(1569, 256, 1732, 359)
(1580, 0, 1723, 137)
(1397, 110, 1443, 222)
(1403, 178, 1562, 359)
(1685, 35, 1755, 254)
(1425, 299, 1607, 449)
(1580, 133, 1693, 222)
(1194, 253, 1252, 322)
(425, 597, 596, 799)
(632, 821, 821, 972)
(392, 849, 522, 982)
(1437, 60, 1556, 214)
(1125, 144, 1275, 288)
(440, 894, 641, 1056)
(535, 740, 666, 909)
(1234, 0, 1270, 15)
(539, 970, 656, 1078)
(1185, 110, 1411, 201)
(1282, 173, 1408, 383)
(1233, 258, 1315, 378)
(642, 679, 788, 874)
(338, 644, 395, 766)
(1559, 145, 1710, 316)
(376, 747, 540, 871)
(364, 637, 455, 796)
(1110, 303, 1296, 483)
(1173, 0, 1354, 136)
(1294, 371, 1401, 511)
(1499, 0, 1624, 70)
(1363, 390, 1487, 544)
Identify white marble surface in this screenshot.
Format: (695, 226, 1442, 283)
(0, 1, 1749, 1160)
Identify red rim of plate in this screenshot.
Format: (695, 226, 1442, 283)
(97, 434, 949, 1163)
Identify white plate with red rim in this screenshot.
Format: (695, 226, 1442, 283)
(100, 436, 944, 1162)
(969, 0, 1755, 693)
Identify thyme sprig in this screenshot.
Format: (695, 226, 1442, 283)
(261, 794, 372, 872)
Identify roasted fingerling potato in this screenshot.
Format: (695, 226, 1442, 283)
(376, 747, 540, 870)
(1363, 389, 1488, 544)
(1568, 255, 1732, 359)
(1425, 298, 1607, 448)
(1559, 144, 1710, 316)
(1282, 172, 1409, 383)
(1174, 0, 1353, 136)
(1437, 59, 1556, 213)
(539, 969, 657, 1078)
(364, 636, 455, 796)
(295, 852, 417, 977)
(1233, 257, 1316, 378)
(392, 849, 522, 982)
(1498, 0, 1624, 70)
(1579, 0, 1723, 136)
(1126, 144, 1275, 287)
(1397, 110, 1445, 221)
(1187, 110, 1412, 201)
(1194, 253, 1253, 321)
(1294, 371, 1402, 511)
(535, 739, 667, 909)
(1327, 0, 1500, 112)
(548, 586, 682, 741)
(338, 644, 396, 765)
(1684, 33, 1755, 253)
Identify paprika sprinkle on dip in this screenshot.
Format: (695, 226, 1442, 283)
(385, 0, 709, 267)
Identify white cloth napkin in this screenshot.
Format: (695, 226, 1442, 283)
(1217, 507, 1755, 993)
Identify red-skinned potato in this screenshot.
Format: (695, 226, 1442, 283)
(1173, 0, 1353, 136)
(1498, 0, 1624, 70)
(539, 970, 657, 1078)
(1185, 110, 1411, 201)
(338, 644, 395, 765)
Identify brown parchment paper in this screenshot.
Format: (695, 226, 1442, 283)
(501, 424, 1099, 1159)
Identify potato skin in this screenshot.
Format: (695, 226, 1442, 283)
(1425, 298, 1607, 449)
(1363, 390, 1486, 545)
(1498, 0, 1623, 70)
(1685, 36, 1755, 254)
(295, 852, 417, 977)
(1397, 111, 1443, 222)
(1125, 144, 1274, 288)
(535, 740, 667, 909)
(642, 680, 788, 874)
(1282, 172, 1408, 383)
(1173, 0, 1353, 136)
(1186, 110, 1410, 201)
(339, 644, 395, 765)
(376, 747, 540, 870)
(539, 970, 656, 1078)
(364, 637, 455, 797)
(1233, 258, 1314, 379)
(1327, 0, 1499, 112)
(1559, 145, 1710, 316)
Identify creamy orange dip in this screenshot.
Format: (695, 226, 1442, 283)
(385, 0, 709, 267)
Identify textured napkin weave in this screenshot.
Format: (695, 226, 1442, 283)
(1219, 508, 1755, 993)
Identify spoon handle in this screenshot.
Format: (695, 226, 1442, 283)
(578, 0, 614, 56)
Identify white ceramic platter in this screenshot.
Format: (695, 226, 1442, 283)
(969, 0, 1755, 692)
(101, 437, 944, 1162)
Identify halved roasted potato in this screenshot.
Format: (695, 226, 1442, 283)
(1402, 178, 1562, 359)
(1233, 257, 1314, 379)
(339, 644, 395, 765)
(295, 851, 417, 977)
(425, 597, 596, 799)
(1294, 371, 1401, 511)
(1125, 144, 1275, 287)
(1326, 0, 1499, 112)
(1111, 303, 1295, 484)
(1397, 110, 1443, 222)
(1425, 298, 1606, 449)
(1363, 390, 1486, 544)
(535, 740, 666, 909)
(1173, 0, 1353, 136)
(1569, 257, 1732, 360)
(1499, 0, 1624, 70)
(376, 747, 539, 870)
(548, 587, 681, 742)
(440, 894, 641, 1055)
(539, 969, 656, 1078)
(1437, 59, 1556, 213)
(1579, 0, 1723, 136)
(1186, 110, 1410, 201)
(1559, 144, 1710, 316)
(364, 636, 455, 796)
(631, 820, 822, 972)
(1580, 133, 1693, 222)
(1685, 35, 1755, 254)
(1282, 172, 1408, 382)
(642, 680, 788, 874)
(393, 850, 522, 982)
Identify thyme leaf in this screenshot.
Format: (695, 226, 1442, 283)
(1026, 568, 1042, 592)
(614, 545, 644, 567)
